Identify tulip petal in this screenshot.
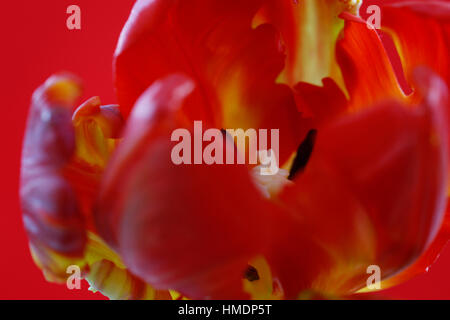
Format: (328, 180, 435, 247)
(84, 232, 171, 300)
(270, 68, 448, 298)
(381, 3, 450, 85)
(20, 74, 86, 279)
(97, 74, 271, 299)
(294, 77, 348, 125)
(20, 75, 163, 300)
(114, 0, 261, 116)
(336, 14, 408, 110)
(65, 96, 124, 230)
(381, 204, 450, 289)
(360, 1, 450, 21)
(114, 0, 303, 165)
(86, 259, 171, 300)
(254, 0, 360, 87)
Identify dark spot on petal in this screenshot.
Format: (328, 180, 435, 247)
(244, 265, 260, 282)
(288, 129, 317, 180)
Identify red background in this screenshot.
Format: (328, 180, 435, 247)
(0, 0, 449, 299)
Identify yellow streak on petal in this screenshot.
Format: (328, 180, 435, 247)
(310, 207, 377, 295)
(83, 233, 171, 300)
(45, 75, 82, 107)
(298, 0, 347, 88)
(72, 97, 123, 168)
(244, 256, 283, 300)
(32, 232, 172, 300)
(221, 70, 260, 131)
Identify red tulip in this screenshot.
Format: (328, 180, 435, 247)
(20, 0, 450, 299)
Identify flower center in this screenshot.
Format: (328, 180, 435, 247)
(251, 129, 318, 199)
(251, 164, 293, 199)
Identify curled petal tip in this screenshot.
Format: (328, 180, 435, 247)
(130, 74, 195, 121)
(72, 96, 102, 120)
(115, 0, 174, 57)
(73, 96, 124, 140)
(38, 73, 83, 108)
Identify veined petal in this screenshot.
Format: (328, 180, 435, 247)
(84, 233, 171, 300)
(20, 74, 86, 280)
(97, 74, 271, 299)
(20, 75, 161, 301)
(65, 96, 124, 230)
(336, 14, 407, 110)
(86, 259, 171, 300)
(254, 0, 361, 87)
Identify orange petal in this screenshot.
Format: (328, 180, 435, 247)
(336, 14, 407, 110)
